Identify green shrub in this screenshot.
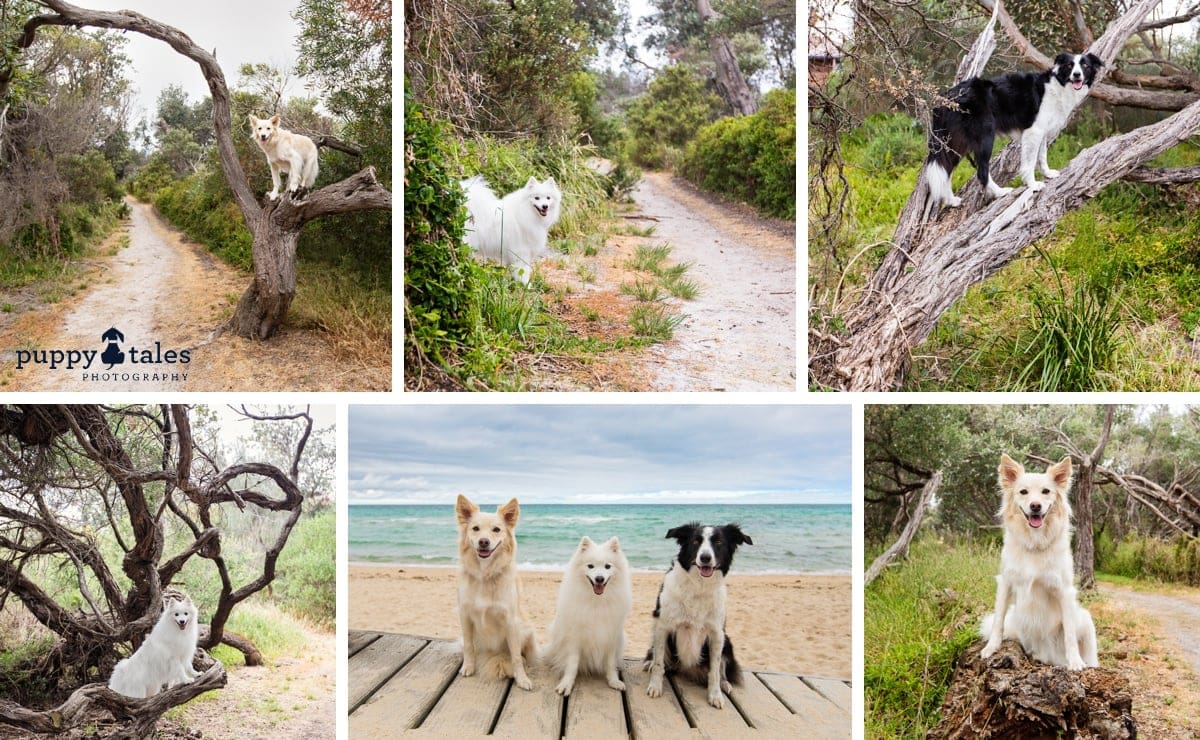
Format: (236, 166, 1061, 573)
(679, 87, 796, 218)
(1097, 533, 1200, 586)
(273, 510, 335, 628)
(625, 65, 724, 169)
(403, 89, 480, 373)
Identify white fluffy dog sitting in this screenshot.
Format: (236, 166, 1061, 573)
(980, 454, 1099, 670)
(544, 536, 633, 696)
(108, 592, 201, 698)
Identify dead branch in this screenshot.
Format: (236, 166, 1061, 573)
(865, 470, 941, 586)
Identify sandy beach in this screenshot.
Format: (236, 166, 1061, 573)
(349, 565, 851, 678)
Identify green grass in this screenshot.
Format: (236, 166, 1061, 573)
(629, 303, 683, 340)
(209, 602, 309, 666)
(866, 538, 1000, 738)
(627, 244, 672, 273)
(621, 280, 665, 302)
(815, 112, 1200, 390)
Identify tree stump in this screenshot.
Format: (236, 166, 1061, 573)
(928, 640, 1136, 739)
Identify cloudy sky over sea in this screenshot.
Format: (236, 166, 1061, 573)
(349, 405, 851, 505)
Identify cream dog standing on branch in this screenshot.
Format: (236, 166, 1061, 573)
(248, 113, 319, 200)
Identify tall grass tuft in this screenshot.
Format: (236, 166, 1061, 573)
(1007, 270, 1122, 391)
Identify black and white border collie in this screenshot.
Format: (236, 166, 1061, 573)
(925, 52, 1103, 208)
(644, 523, 752, 709)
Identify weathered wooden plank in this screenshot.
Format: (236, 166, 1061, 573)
(348, 633, 429, 711)
(804, 676, 852, 713)
(491, 670, 562, 740)
(348, 630, 380, 658)
(350, 639, 461, 734)
(562, 673, 626, 737)
(756, 673, 847, 738)
(619, 658, 695, 736)
(669, 673, 752, 735)
(420, 669, 512, 734)
(725, 670, 800, 734)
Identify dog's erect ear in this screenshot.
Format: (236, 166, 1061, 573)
(525, 176, 538, 188)
(1049, 456, 1073, 487)
(724, 524, 753, 547)
(269, 114, 280, 126)
(455, 494, 478, 525)
(579, 535, 594, 550)
(545, 177, 558, 188)
(248, 114, 258, 125)
(998, 454, 1024, 486)
(498, 498, 520, 527)
(606, 536, 620, 552)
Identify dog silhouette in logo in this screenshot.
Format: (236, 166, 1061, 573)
(101, 327, 125, 368)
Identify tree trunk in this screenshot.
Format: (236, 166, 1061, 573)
(865, 470, 940, 586)
(809, 0, 1184, 391)
(694, 0, 757, 115)
(28, 0, 391, 341)
(1074, 405, 1114, 590)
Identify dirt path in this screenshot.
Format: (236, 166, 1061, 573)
(634, 173, 795, 391)
(1103, 582, 1200, 675)
(172, 621, 335, 739)
(0, 198, 388, 390)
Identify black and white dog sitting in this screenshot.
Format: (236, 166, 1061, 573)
(924, 52, 1103, 208)
(644, 523, 752, 709)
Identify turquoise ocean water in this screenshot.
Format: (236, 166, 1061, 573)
(349, 504, 850, 574)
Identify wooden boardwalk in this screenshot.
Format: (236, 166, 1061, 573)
(349, 631, 851, 738)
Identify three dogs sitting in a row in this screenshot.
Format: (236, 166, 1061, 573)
(456, 495, 752, 709)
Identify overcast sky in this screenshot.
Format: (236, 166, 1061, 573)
(348, 405, 851, 505)
(85, 0, 308, 123)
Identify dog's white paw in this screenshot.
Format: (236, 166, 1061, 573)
(608, 678, 626, 691)
(1066, 656, 1086, 671)
(646, 678, 663, 698)
(980, 640, 1001, 659)
(555, 679, 573, 696)
(946, 196, 963, 208)
(1042, 168, 1060, 179)
(267, 191, 279, 201)
(459, 662, 475, 678)
(514, 674, 533, 691)
(720, 679, 733, 694)
(708, 690, 725, 709)
(1027, 180, 1045, 192)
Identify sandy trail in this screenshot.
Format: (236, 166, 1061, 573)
(1, 198, 389, 391)
(629, 173, 795, 391)
(1102, 582, 1200, 675)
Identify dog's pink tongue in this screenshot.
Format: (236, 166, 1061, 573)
(1073, 80, 1084, 90)
(592, 582, 606, 595)
(699, 565, 714, 577)
(1028, 514, 1044, 528)
(179, 623, 186, 631)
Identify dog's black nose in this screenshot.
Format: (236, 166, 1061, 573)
(1029, 502, 1042, 513)
(479, 538, 490, 549)
(699, 553, 712, 564)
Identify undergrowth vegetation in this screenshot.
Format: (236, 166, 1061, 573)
(815, 111, 1200, 390)
(405, 90, 696, 390)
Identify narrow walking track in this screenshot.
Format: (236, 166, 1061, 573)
(632, 173, 795, 391)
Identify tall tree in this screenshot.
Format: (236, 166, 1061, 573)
(695, 0, 757, 114)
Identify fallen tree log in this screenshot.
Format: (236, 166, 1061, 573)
(865, 470, 940, 586)
(0, 662, 226, 738)
(928, 640, 1136, 739)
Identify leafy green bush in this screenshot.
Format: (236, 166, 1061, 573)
(1097, 532, 1200, 586)
(679, 87, 796, 218)
(625, 65, 724, 168)
(154, 175, 253, 269)
(404, 89, 480, 374)
(273, 510, 335, 628)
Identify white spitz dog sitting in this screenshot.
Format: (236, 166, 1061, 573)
(248, 114, 319, 201)
(544, 536, 632, 696)
(108, 592, 201, 698)
(461, 175, 562, 285)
